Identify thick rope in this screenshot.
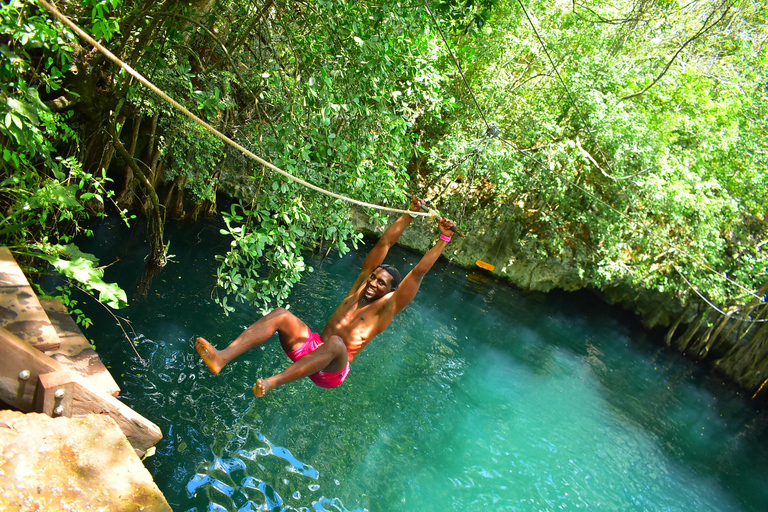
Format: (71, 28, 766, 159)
(38, 0, 434, 218)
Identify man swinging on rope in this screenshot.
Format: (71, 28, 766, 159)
(196, 195, 456, 396)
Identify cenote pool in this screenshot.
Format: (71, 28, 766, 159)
(71, 216, 768, 512)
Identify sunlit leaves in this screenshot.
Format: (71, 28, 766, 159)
(203, 0, 450, 310)
(39, 245, 128, 309)
(421, 0, 766, 309)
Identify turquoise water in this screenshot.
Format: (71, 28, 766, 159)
(74, 217, 768, 512)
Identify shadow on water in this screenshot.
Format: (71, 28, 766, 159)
(66, 215, 768, 512)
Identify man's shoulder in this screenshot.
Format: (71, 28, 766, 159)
(372, 292, 398, 316)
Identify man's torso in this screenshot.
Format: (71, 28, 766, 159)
(321, 283, 395, 361)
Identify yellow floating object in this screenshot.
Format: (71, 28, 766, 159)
(476, 260, 495, 271)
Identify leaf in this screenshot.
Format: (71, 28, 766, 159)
(25, 87, 50, 113)
(0, 44, 20, 64)
(38, 247, 128, 309)
(7, 98, 38, 125)
(93, 281, 129, 310)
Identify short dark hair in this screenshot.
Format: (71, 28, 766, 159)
(377, 264, 401, 290)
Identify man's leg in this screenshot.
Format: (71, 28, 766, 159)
(253, 335, 348, 397)
(196, 307, 309, 374)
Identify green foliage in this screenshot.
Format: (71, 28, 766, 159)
(0, 0, 127, 316)
(203, 0, 452, 310)
(216, 197, 313, 314)
(161, 119, 223, 203)
(418, 0, 766, 311)
(7, 0, 765, 321)
(39, 244, 128, 309)
(82, 0, 122, 41)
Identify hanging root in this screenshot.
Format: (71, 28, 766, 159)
(752, 377, 768, 399)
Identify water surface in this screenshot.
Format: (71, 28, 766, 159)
(75, 217, 768, 511)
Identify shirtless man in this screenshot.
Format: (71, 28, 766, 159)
(195, 196, 456, 396)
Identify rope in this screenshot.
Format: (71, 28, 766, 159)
(41, 0, 763, 316)
(515, 1, 614, 170)
(674, 266, 768, 324)
(419, 0, 765, 315)
(457, 151, 478, 226)
(37, 0, 433, 219)
(457, 135, 493, 226)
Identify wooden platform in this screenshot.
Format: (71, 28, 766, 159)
(41, 298, 121, 397)
(0, 247, 161, 457)
(0, 248, 61, 352)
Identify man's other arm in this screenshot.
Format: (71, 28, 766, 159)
(389, 217, 456, 315)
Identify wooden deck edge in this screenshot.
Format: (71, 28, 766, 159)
(0, 325, 162, 457)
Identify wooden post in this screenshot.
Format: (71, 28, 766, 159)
(35, 370, 75, 418)
(0, 327, 57, 411)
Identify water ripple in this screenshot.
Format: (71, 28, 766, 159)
(186, 429, 362, 512)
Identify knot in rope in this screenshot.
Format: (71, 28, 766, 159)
(485, 124, 501, 139)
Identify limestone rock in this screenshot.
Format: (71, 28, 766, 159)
(0, 410, 171, 512)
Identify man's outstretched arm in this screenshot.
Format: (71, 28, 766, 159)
(350, 195, 425, 291)
(389, 217, 456, 315)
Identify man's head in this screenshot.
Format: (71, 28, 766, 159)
(363, 264, 402, 301)
(377, 264, 401, 290)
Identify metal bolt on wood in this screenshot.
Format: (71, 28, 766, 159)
(54, 389, 65, 399)
(53, 406, 64, 416)
(18, 370, 31, 380)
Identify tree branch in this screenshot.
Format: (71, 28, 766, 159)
(620, 1, 733, 101)
(149, 11, 258, 104)
(44, 92, 80, 112)
(108, 120, 167, 271)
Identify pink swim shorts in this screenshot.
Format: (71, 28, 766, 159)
(284, 330, 350, 389)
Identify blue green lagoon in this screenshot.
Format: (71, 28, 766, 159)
(75, 217, 768, 511)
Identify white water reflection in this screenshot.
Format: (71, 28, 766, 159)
(187, 427, 364, 512)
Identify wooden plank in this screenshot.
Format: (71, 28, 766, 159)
(41, 298, 121, 397)
(70, 381, 163, 457)
(0, 326, 162, 457)
(0, 247, 61, 351)
(0, 247, 29, 287)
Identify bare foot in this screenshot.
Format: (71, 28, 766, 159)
(252, 378, 274, 398)
(196, 337, 224, 374)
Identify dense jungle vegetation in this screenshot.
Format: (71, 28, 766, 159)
(1, 0, 766, 392)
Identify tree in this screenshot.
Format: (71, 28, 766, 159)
(0, 0, 127, 322)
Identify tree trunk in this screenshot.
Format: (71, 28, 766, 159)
(109, 120, 166, 301)
(116, 116, 143, 209)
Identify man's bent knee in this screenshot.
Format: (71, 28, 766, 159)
(324, 335, 346, 355)
(269, 307, 301, 328)
(268, 307, 290, 319)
